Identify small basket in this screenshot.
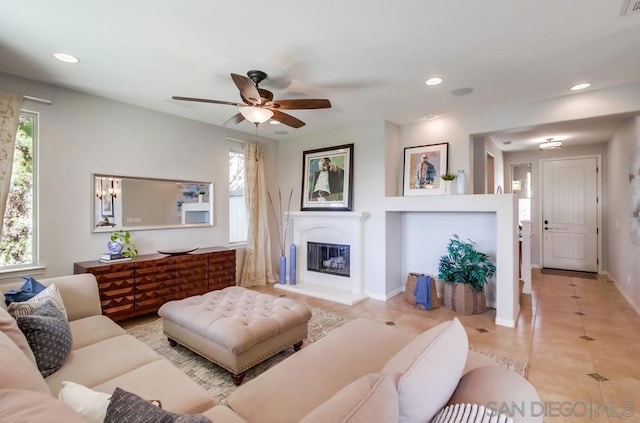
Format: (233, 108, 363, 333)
(403, 272, 439, 310)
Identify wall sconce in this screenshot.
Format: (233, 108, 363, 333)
(96, 177, 104, 199)
(108, 179, 117, 199)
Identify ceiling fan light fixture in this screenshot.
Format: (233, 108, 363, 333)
(269, 120, 280, 125)
(539, 138, 562, 150)
(238, 106, 274, 124)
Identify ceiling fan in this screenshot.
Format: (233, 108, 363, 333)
(172, 70, 331, 128)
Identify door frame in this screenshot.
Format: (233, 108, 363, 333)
(538, 154, 602, 273)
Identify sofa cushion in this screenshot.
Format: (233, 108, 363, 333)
(45, 334, 161, 396)
(300, 373, 398, 423)
(431, 403, 514, 423)
(17, 301, 73, 377)
(8, 283, 67, 319)
(0, 303, 37, 364)
(58, 381, 112, 423)
(103, 387, 211, 423)
(92, 360, 217, 415)
(200, 406, 248, 422)
(226, 318, 414, 423)
(382, 318, 468, 423)
(0, 389, 86, 422)
(69, 315, 126, 350)
(0, 330, 51, 395)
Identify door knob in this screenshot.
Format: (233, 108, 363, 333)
(544, 220, 549, 224)
(544, 227, 549, 230)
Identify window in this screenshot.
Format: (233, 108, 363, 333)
(229, 150, 247, 243)
(0, 111, 37, 270)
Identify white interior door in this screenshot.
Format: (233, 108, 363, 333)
(542, 157, 598, 272)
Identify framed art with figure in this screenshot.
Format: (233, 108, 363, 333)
(301, 143, 354, 211)
(403, 143, 449, 196)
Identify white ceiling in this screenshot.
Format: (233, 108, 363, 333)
(1, 1, 640, 147)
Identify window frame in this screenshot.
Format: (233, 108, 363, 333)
(0, 110, 42, 278)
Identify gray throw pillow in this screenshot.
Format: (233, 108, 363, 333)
(16, 300, 73, 377)
(104, 387, 211, 423)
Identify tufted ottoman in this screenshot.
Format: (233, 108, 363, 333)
(157, 286, 311, 385)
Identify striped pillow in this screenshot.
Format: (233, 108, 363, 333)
(431, 404, 514, 423)
(7, 284, 67, 319)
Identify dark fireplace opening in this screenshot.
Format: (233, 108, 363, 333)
(307, 241, 350, 277)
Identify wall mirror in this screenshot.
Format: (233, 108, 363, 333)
(92, 174, 214, 232)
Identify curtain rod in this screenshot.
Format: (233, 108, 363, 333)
(23, 95, 52, 105)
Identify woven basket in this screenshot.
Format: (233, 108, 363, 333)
(403, 273, 439, 310)
(443, 282, 486, 315)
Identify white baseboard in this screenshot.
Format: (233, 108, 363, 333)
(603, 271, 640, 317)
(369, 287, 403, 302)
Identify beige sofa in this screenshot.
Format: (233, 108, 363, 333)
(1, 274, 541, 422)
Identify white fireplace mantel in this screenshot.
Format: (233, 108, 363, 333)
(275, 211, 370, 305)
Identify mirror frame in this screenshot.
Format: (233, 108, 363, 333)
(92, 173, 214, 232)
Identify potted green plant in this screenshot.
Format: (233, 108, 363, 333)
(110, 230, 138, 258)
(440, 173, 457, 195)
(438, 234, 495, 314)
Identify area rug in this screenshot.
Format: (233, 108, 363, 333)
(127, 310, 528, 404)
(126, 307, 356, 403)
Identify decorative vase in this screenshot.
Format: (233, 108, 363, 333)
(107, 241, 124, 255)
(456, 170, 467, 195)
(279, 255, 286, 284)
(444, 180, 455, 195)
(289, 244, 297, 285)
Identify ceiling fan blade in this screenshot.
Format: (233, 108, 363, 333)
(223, 113, 245, 126)
(230, 73, 261, 105)
(172, 96, 242, 107)
(271, 109, 305, 128)
(271, 99, 331, 110)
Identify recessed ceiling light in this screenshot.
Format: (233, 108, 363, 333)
(570, 82, 591, 91)
(53, 53, 79, 63)
(425, 77, 443, 86)
(425, 113, 438, 120)
(269, 120, 280, 125)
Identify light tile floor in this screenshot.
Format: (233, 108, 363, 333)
(250, 269, 640, 423)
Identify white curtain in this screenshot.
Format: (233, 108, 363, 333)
(0, 91, 23, 240)
(240, 142, 276, 286)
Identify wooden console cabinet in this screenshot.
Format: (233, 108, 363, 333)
(74, 247, 235, 321)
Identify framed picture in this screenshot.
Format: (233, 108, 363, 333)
(301, 143, 354, 211)
(403, 143, 449, 196)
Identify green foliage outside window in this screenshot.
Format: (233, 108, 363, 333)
(0, 113, 34, 267)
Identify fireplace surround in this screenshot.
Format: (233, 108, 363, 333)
(275, 211, 369, 305)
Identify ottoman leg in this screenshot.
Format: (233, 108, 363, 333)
(293, 341, 303, 351)
(167, 338, 177, 347)
(232, 372, 246, 386)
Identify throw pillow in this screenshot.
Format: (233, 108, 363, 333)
(58, 381, 112, 423)
(8, 283, 68, 319)
(431, 403, 514, 423)
(16, 300, 73, 377)
(0, 305, 37, 364)
(104, 387, 212, 423)
(300, 373, 399, 423)
(4, 276, 47, 305)
(0, 389, 87, 422)
(382, 318, 468, 423)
